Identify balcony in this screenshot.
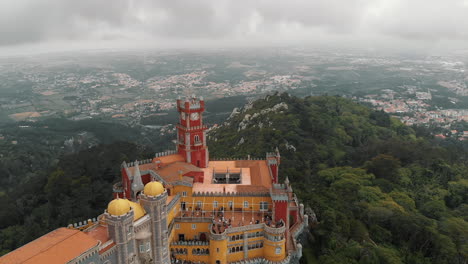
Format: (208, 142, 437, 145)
(209, 224, 227, 240)
(264, 220, 286, 235)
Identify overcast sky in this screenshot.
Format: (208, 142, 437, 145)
(1, 0, 468, 55)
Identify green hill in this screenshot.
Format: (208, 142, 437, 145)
(208, 93, 468, 264)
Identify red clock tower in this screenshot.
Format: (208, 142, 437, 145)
(176, 96, 209, 168)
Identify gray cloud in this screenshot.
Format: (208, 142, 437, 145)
(0, 0, 468, 51)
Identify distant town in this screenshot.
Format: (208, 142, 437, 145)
(1, 49, 467, 142)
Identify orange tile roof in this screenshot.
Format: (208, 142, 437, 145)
(237, 160, 272, 189)
(133, 162, 157, 172)
(99, 242, 116, 254)
(153, 154, 185, 165)
(0, 228, 99, 264)
(193, 160, 272, 193)
(157, 161, 201, 183)
(236, 185, 269, 193)
(84, 224, 109, 244)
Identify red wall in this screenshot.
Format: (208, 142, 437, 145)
(269, 163, 278, 183)
(184, 171, 205, 183)
(190, 149, 207, 168)
(120, 167, 131, 199)
(274, 201, 288, 223)
(142, 173, 151, 185)
(289, 209, 298, 227)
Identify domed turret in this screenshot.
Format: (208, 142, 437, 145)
(107, 198, 131, 216)
(128, 201, 146, 221)
(143, 181, 165, 197)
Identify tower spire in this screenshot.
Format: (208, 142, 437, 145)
(131, 160, 144, 198)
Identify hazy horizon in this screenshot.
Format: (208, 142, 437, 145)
(2, 0, 468, 56)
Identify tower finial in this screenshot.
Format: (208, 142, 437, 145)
(131, 160, 144, 196)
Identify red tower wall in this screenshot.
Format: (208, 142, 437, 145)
(269, 163, 278, 183)
(274, 201, 288, 223)
(190, 149, 207, 168)
(289, 209, 299, 227)
(120, 167, 131, 199)
(176, 97, 208, 168)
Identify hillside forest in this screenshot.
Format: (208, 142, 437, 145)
(0, 93, 466, 264)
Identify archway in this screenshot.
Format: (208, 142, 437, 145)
(199, 233, 207, 242)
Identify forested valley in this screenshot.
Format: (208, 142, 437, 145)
(208, 93, 468, 264)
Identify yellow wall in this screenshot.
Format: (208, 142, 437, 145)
(247, 248, 264, 259)
(170, 245, 210, 263)
(167, 200, 180, 226)
(227, 228, 263, 245)
(168, 225, 176, 244)
(167, 187, 289, 263)
(209, 238, 228, 264)
(227, 251, 244, 262)
(263, 238, 286, 262)
(172, 185, 193, 197)
(179, 196, 273, 212)
(173, 222, 210, 241)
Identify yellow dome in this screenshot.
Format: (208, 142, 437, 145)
(144, 181, 165, 197)
(128, 201, 146, 221)
(107, 199, 131, 216)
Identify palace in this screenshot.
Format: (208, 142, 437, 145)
(0, 96, 307, 264)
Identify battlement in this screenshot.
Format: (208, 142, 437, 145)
(177, 96, 205, 111)
(176, 124, 208, 131)
(68, 217, 99, 230)
(192, 191, 270, 197)
(155, 150, 177, 157)
(210, 157, 264, 161)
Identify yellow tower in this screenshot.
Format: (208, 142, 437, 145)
(263, 225, 287, 262)
(209, 226, 228, 264)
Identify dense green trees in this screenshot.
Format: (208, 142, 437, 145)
(0, 142, 153, 255)
(209, 93, 468, 264)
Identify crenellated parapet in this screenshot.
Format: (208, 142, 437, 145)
(176, 124, 208, 131)
(126, 159, 153, 167)
(226, 223, 264, 234)
(193, 191, 270, 197)
(68, 217, 99, 231)
(210, 157, 264, 161)
(264, 222, 286, 235)
(209, 224, 228, 241)
(155, 150, 177, 157)
(228, 254, 292, 264)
